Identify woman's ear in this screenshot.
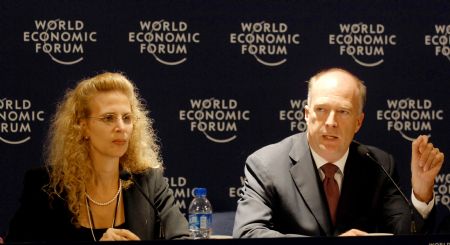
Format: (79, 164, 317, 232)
(78, 118, 89, 139)
(78, 118, 87, 129)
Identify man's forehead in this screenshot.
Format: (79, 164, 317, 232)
(311, 72, 360, 97)
(311, 95, 354, 107)
(315, 70, 357, 85)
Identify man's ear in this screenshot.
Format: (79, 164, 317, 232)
(304, 105, 310, 121)
(355, 112, 365, 133)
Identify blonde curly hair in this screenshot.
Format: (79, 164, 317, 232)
(44, 72, 162, 226)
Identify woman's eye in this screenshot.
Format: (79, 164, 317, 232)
(102, 114, 116, 123)
(123, 115, 132, 124)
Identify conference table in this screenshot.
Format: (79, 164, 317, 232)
(5, 234, 450, 245)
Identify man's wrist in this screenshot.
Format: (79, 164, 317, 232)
(411, 189, 434, 219)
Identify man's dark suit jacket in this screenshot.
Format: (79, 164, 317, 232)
(6, 167, 189, 242)
(233, 132, 430, 238)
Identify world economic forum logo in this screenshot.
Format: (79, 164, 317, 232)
(376, 98, 444, 141)
(23, 19, 97, 65)
(435, 173, 450, 211)
(229, 176, 245, 199)
(128, 20, 200, 66)
(279, 99, 307, 132)
(230, 21, 300, 66)
(329, 23, 397, 67)
(424, 24, 450, 63)
(179, 98, 250, 143)
(0, 98, 45, 144)
(164, 176, 194, 214)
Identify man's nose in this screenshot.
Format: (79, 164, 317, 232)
(325, 111, 337, 127)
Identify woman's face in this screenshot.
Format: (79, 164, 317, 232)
(82, 91, 134, 161)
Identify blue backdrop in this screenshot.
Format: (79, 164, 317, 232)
(1, 0, 449, 237)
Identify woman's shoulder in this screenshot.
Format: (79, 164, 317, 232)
(17, 166, 58, 208)
(133, 167, 164, 177)
(22, 166, 51, 188)
(130, 167, 165, 187)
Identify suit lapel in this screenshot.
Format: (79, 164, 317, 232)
(335, 146, 359, 232)
(289, 133, 332, 235)
(335, 143, 379, 233)
(123, 183, 152, 240)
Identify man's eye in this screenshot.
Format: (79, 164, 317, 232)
(339, 110, 350, 115)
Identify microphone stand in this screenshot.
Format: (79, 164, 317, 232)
(359, 146, 417, 234)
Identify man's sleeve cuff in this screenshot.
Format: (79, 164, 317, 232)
(411, 189, 434, 219)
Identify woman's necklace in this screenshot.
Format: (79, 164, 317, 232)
(85, 185, 121, 242)
(86, 180, 122, 206)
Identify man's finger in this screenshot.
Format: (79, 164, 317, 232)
(411, 135, 426, 162)
(430, 152, 445, 172)
(418, 142, 433, 169)
(422, 144, 437, 171)
(339, 229, 368, 236)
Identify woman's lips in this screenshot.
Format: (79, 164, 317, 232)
(112, 139, 127, 145)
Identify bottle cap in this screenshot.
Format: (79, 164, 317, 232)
(194, 187, 207, 197)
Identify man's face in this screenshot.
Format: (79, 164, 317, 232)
(305, 70, 365, 163)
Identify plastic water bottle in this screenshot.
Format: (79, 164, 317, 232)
(188, 187, 213, 239)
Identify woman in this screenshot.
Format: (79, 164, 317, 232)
(6, 72, 189, 242)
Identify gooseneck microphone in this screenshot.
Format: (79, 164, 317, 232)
(119, 170, 165, 239)
(357, 144, 417, 234)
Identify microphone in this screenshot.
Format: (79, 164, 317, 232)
(356, 144, 416, 234)
(119, 170, 165, 239)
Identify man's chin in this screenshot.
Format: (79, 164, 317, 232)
(319, 141, 341, 150)
(318, 145, 344, 159)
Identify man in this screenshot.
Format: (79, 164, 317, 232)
(233, 68, 445, 237)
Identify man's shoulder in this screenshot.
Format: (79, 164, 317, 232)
(252, 133, 303, 155)
(247, 133, 306, 167)
(350, 141, 393, 166)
